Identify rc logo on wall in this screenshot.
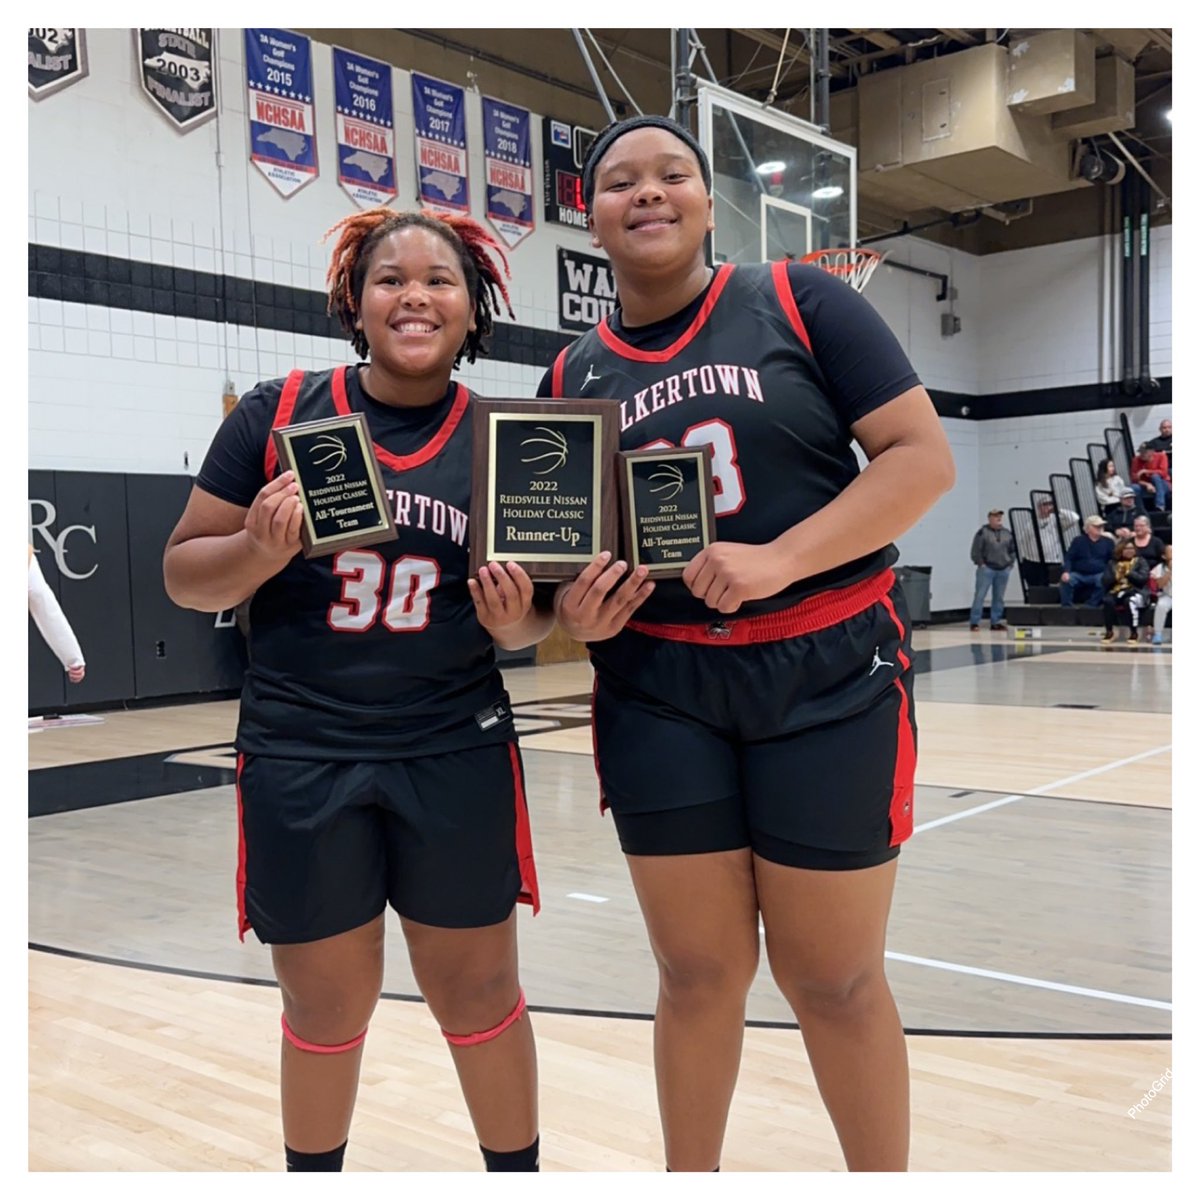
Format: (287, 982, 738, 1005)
(28, 28, 88, 99)
(29, 499, 98, 581)
(136, 29, 217, 131)
(557, 247, 616, 334)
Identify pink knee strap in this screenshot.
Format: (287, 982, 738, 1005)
(281, 1013, 368, 1054)
(441, 989, 527, 1047)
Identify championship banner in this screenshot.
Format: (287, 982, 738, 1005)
(136, 29, 217, 131)
(245, 28, 318, 198)
(557, 247, 617, 333)
(333, 46, 396, 208)
(482, 97, 534, 249)
(411, 72, 469, 214)
(28, 28, 88, 99)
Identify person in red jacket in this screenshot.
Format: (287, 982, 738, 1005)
(1130, 442, 1171, 512)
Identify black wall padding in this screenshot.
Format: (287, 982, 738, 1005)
(125, 474, 247, 699)
(28, 471, 247, 714)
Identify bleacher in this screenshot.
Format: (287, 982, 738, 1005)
(1007, 412, 1171, 627)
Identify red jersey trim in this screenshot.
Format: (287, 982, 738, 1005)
(262, 369, 306, 480)
(550, 346, 568, 398)
(332, 367, 470, 472)
(771, 259, 813, 354)
(594, 263, 735, 363)
(626, 568, 895, 645)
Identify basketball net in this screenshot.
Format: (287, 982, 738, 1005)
(799, 247, 885, 293)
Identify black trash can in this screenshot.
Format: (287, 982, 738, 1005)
(894, 565, 931, 626)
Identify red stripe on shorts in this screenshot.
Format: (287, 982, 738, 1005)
(626, 568, 896, 645)
(589, 672, 609, 815)
(877, 590, 916, 845)
(235, 753, 251, 941)
(509, 744, 541, 914)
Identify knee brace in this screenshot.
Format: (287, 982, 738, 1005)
(281, 1013, 368, 1054)
(441, 989, 527, 1048)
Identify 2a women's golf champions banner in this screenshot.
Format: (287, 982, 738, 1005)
(245, 28, 318, 198)
(411, 72, 469, 214)
(332, 47, 396, 208)
(483, 98, 534, 248)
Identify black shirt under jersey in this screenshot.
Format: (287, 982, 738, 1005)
(538, 261, 921, 623)
(196, 365, 513, 760)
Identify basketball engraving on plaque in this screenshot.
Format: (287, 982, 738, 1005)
(619, 446, 715, 579)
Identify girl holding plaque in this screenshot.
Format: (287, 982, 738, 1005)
(540, 115, 955, 1171)
(164, 209, 553, 1172)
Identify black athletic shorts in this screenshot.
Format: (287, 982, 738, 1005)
(590, 569, 917, 870)
(235, 742, 539, 944)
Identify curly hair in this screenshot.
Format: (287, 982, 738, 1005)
(323, 207, 513, 365)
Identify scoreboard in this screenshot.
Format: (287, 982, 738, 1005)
(543, 116, 597, 229)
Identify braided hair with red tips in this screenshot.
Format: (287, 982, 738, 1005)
(324, 207, 514, 366)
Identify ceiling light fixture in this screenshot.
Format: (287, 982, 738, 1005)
(813, 184, 844, 199)
(756, 160, 786, 174)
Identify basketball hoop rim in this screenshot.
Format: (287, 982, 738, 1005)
(798, 247, 886, 292)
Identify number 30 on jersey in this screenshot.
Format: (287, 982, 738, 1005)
(327, 550, 440, 633)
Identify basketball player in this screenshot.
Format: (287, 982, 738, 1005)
(539, 116, 955, 1171)
(28, 544, 85, 682)
(164, 209, 550, 1173)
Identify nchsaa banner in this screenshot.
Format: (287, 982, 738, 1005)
(411, 72, 469, 214)
(333, 47, 396, 208)
(245, 29, 318, 198)
(483, 97, 533, 248)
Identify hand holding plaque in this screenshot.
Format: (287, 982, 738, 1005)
(470, 399, 619, 580)
(270, 413, 396, 558)
(617, 446, 716, 579)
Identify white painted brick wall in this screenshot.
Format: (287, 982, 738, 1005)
(26, 29, 1172, 613)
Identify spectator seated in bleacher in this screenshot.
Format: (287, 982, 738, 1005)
(1036, 496, 1079, 565)
(1094, 458, 1128, 521)
(1060, 515, 1112, 608)
(1130, 514, 1167, 573)
(1150, 545, 1172, 646)
(1106, 488, 1147, 538)
(1130, 442, 1172, 512)
(1100, 538, 1150, 645)
(1145, 418, 1172, 470)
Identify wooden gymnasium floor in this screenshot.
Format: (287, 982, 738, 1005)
(27, 627, 1172, 1172)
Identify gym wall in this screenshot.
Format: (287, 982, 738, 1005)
(27, 29, 1172, 643)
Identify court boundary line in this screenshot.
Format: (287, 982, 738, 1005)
(912, 743, 1172, 835)
(26, 944, 1171, 1040)
(917, 782, 1169, 811)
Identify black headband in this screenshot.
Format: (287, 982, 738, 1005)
(582, 115, 712, 210)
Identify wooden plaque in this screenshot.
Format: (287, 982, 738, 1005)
(469, 399, 620, 580)
(617, 446, 716, 579)
(270, 412, 396, 558)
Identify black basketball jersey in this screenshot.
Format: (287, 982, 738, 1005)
(548, 261, 897, 624)
(237, 366, 512, 760)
